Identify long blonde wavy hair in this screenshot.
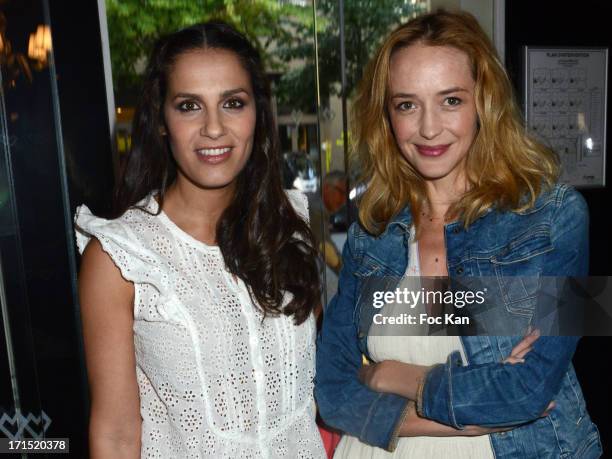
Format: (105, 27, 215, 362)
(353, 9, 559, 236)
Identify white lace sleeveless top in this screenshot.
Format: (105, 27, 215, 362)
(74, 190, 325, 459)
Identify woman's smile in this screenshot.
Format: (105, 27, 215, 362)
(195, 146, 233, 163)
(415, 144, 451, 157)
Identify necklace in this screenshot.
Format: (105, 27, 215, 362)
(419, 210, 450, 265)
(421, 211, 450, 223)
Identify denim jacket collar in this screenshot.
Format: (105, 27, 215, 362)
(364, 208, 414, 277)
(384, 206, 413, 235)
(383, 182, 556, 234)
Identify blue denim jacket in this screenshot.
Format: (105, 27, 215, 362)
(315, 184, 602, 458)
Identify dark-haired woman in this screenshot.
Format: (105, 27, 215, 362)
(76, 22, 325, 458)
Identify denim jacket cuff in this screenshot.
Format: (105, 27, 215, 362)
(353, 390, 413, 450)
(387, 400, 412, 452)
(416, 364, 442, 418)
(417, 351, 466, 429)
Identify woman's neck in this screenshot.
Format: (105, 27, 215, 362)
(162, 179, 235, 245)
(423, 174, 468, 220)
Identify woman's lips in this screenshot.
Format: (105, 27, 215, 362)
(415, 144, 450, 157)
(195, 146, 232, 164)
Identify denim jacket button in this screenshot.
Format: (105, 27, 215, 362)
(456, 267, 464, 275)
(452, 227, 460, 234)
(358, 331, 366, 338)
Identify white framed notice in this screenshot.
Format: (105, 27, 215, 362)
(524, 47, 608, 188)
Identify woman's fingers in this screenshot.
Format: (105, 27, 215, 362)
(540, 401, 556, 417)
(508, 340, 530, 358)
(513, 328, 540, 353)
(503, 328, 540, 364)
(512, 346, 533, 360)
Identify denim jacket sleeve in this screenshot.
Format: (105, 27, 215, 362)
(315, 224, 410, 451)
(418, 187, 589, 428)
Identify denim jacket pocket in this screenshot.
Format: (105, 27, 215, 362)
(489, 228, 553, 266)
(354, 254, 385, 278)
(489, 229, 553, 316)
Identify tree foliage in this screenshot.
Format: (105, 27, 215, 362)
(106, 0, 295, 98)
(275, 0, 426, 112)
(106, 0, 426, 109)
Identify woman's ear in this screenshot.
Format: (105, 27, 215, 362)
(159, 125, 167, 136)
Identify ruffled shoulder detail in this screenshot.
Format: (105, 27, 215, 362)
(286, 189, 310, 224)
(74, 204, 186, 322)
(74, 204, 173, 290)
(74, 205, 148, 285)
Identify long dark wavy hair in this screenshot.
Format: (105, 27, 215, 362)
(111, 22, 320, 325)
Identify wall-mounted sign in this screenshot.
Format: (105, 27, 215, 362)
(524, 47, 608, 187)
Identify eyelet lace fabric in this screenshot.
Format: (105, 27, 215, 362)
(74, 190, 325, 459)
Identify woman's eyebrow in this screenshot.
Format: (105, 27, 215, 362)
(389, 92, 416, 100)
(389, 87, 469, 99)
(438, 86, 469, 96)
(172, 92, 202, 101)
(221, 88, 249, 98)
(171, 88, 250, 101)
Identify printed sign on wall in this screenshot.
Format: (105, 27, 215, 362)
(524, 47, 608, 187)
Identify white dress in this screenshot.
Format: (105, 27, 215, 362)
(75, 190, 325, 459)
(333, 227, 494, 459)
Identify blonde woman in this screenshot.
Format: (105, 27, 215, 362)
(315, 10, 602, 459)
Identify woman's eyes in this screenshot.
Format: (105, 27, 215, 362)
(223, 98, 245, 109)
(395, 97, 463, 111)
(177, 101, 200, 112)
(444, 96, 463, 107)
(176, 98, 245, 112)
(396, 101, 416, 111)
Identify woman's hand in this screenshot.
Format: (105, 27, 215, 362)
(360, 328, 555, 439)
(358, 328, 544, 399)
(503, 327, 540, 364)
(500, 328, 557, 420)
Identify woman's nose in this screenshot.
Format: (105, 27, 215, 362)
(200, 111, 225, 139)
(419, 107, 443, 140)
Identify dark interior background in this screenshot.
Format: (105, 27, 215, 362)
(0, 0, 114, 456)
(506, 1, 612, 453)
